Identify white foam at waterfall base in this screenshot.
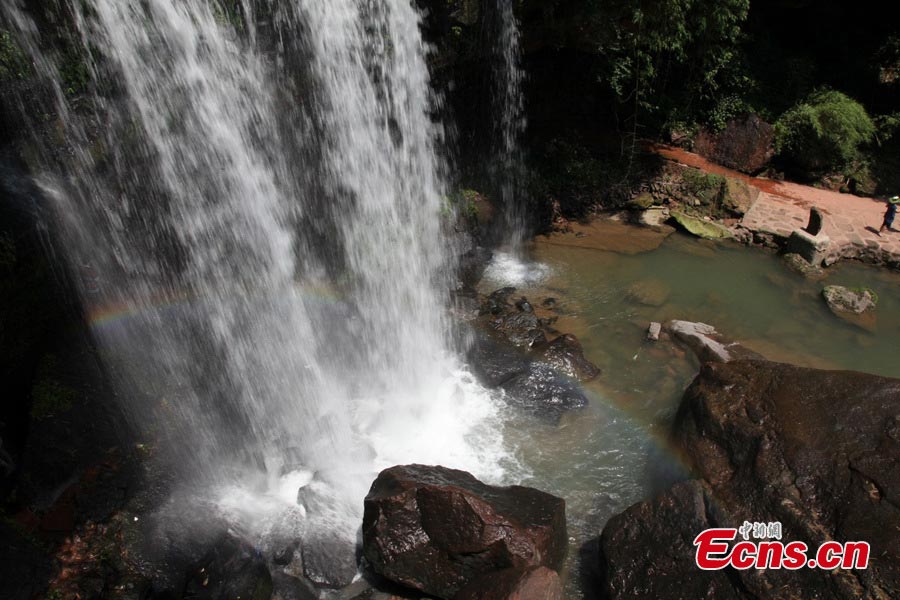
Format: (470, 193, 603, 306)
(212, 362, 515, 547)
(483, 251, 553, 287)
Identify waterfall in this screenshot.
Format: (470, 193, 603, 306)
(489, 0, 527, 247)
(1, 0, 511, 544)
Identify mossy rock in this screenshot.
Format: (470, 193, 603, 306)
(822, 285, 877, 314)
(782, 253, 825, 279)
(722, 177, 759, 216)
(627, 193, 657, 210)
(681, 169, 726, 206)
(669, 211, 734, 240)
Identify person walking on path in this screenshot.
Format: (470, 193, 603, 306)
(879, 196, 899, 235)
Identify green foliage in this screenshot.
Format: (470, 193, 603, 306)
(30, 355, 77, 420)
(212, 0, 246, 31)
(59, 50, 90, 96)
(682, 168, 725, 202)
(874, 112, 900, 145)
(592, 0, 750, 126)
(775, 90, 875, 177)
(0, 29, 30, 81)
(441, 189, 480, 220)
(705, 94, 753, 133)
(852, 287, 879, 306)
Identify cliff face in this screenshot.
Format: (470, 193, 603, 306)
(600, 360, 900, 599)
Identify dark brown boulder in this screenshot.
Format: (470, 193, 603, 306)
(465, 329, 591, 422)
(694, 114, 775, 174)
(455, 566, 564, 600)
(535, 334, 601, 382)
(362, 465, 567, 600)
(599, 361, 900, 599)
(600, 480, 743, 600)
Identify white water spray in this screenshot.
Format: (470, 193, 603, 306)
(2, 0, 512, 545)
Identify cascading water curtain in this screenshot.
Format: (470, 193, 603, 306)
(490, 0, 527, 248)
(1, 0, 511, 543)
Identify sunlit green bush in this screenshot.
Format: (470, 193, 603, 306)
(775, 89, 875, 178)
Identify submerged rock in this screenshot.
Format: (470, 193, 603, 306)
(363, 465, 566, 600)
(782, 252, 826, 279)
(822, 285, 877, 315)
(624, 279, 671, 307)
(599, 360, 900, 599)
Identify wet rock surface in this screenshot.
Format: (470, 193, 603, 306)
(665, 320, 763, 363)
(300, 532, 358, 589)
(362, 464, 567, 600)
(600, 480, 742, 600)
(464, 341, 588, 421)
(455, 566, 564, 600)
(464, 288, 600, 421)
(183, 534, 273, 600)
(534, 334, 600, 381)
(822, 284, 878, 314)
(500, 362, 590, 419)
(599, 360, 900, 599)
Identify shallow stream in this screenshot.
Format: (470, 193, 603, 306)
(480, 224, 900, 596)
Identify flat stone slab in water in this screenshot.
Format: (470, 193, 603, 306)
(537, 219, 671, 255)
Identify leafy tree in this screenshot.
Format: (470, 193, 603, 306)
(774, 89, 875, 177)
(592, 0, 751, 125)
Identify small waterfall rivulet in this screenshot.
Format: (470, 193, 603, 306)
(480, 0, 545, 288)
(2, 0, 513, 547)
(488, 0, 526, 248)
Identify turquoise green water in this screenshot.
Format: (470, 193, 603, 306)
(480, 231, 900, 596)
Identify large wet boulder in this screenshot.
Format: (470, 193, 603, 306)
(599, 360, 900, 599)
(362, 465, 567, 600)
(299, 532, 358, 588)
(600, 480, 742, 600)
(533, 334, 600, 381)
(694, 113, 775, 174)
(465, 289, 601, 420)
(466, 330, 590, 421)
(500, 362, 590, 419)
(455, 566, 564, 600)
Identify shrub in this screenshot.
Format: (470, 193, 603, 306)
(774, 89, 875, 178)
(0, 30, 30, 81)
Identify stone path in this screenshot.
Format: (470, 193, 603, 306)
(655, 145, 900, 268)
